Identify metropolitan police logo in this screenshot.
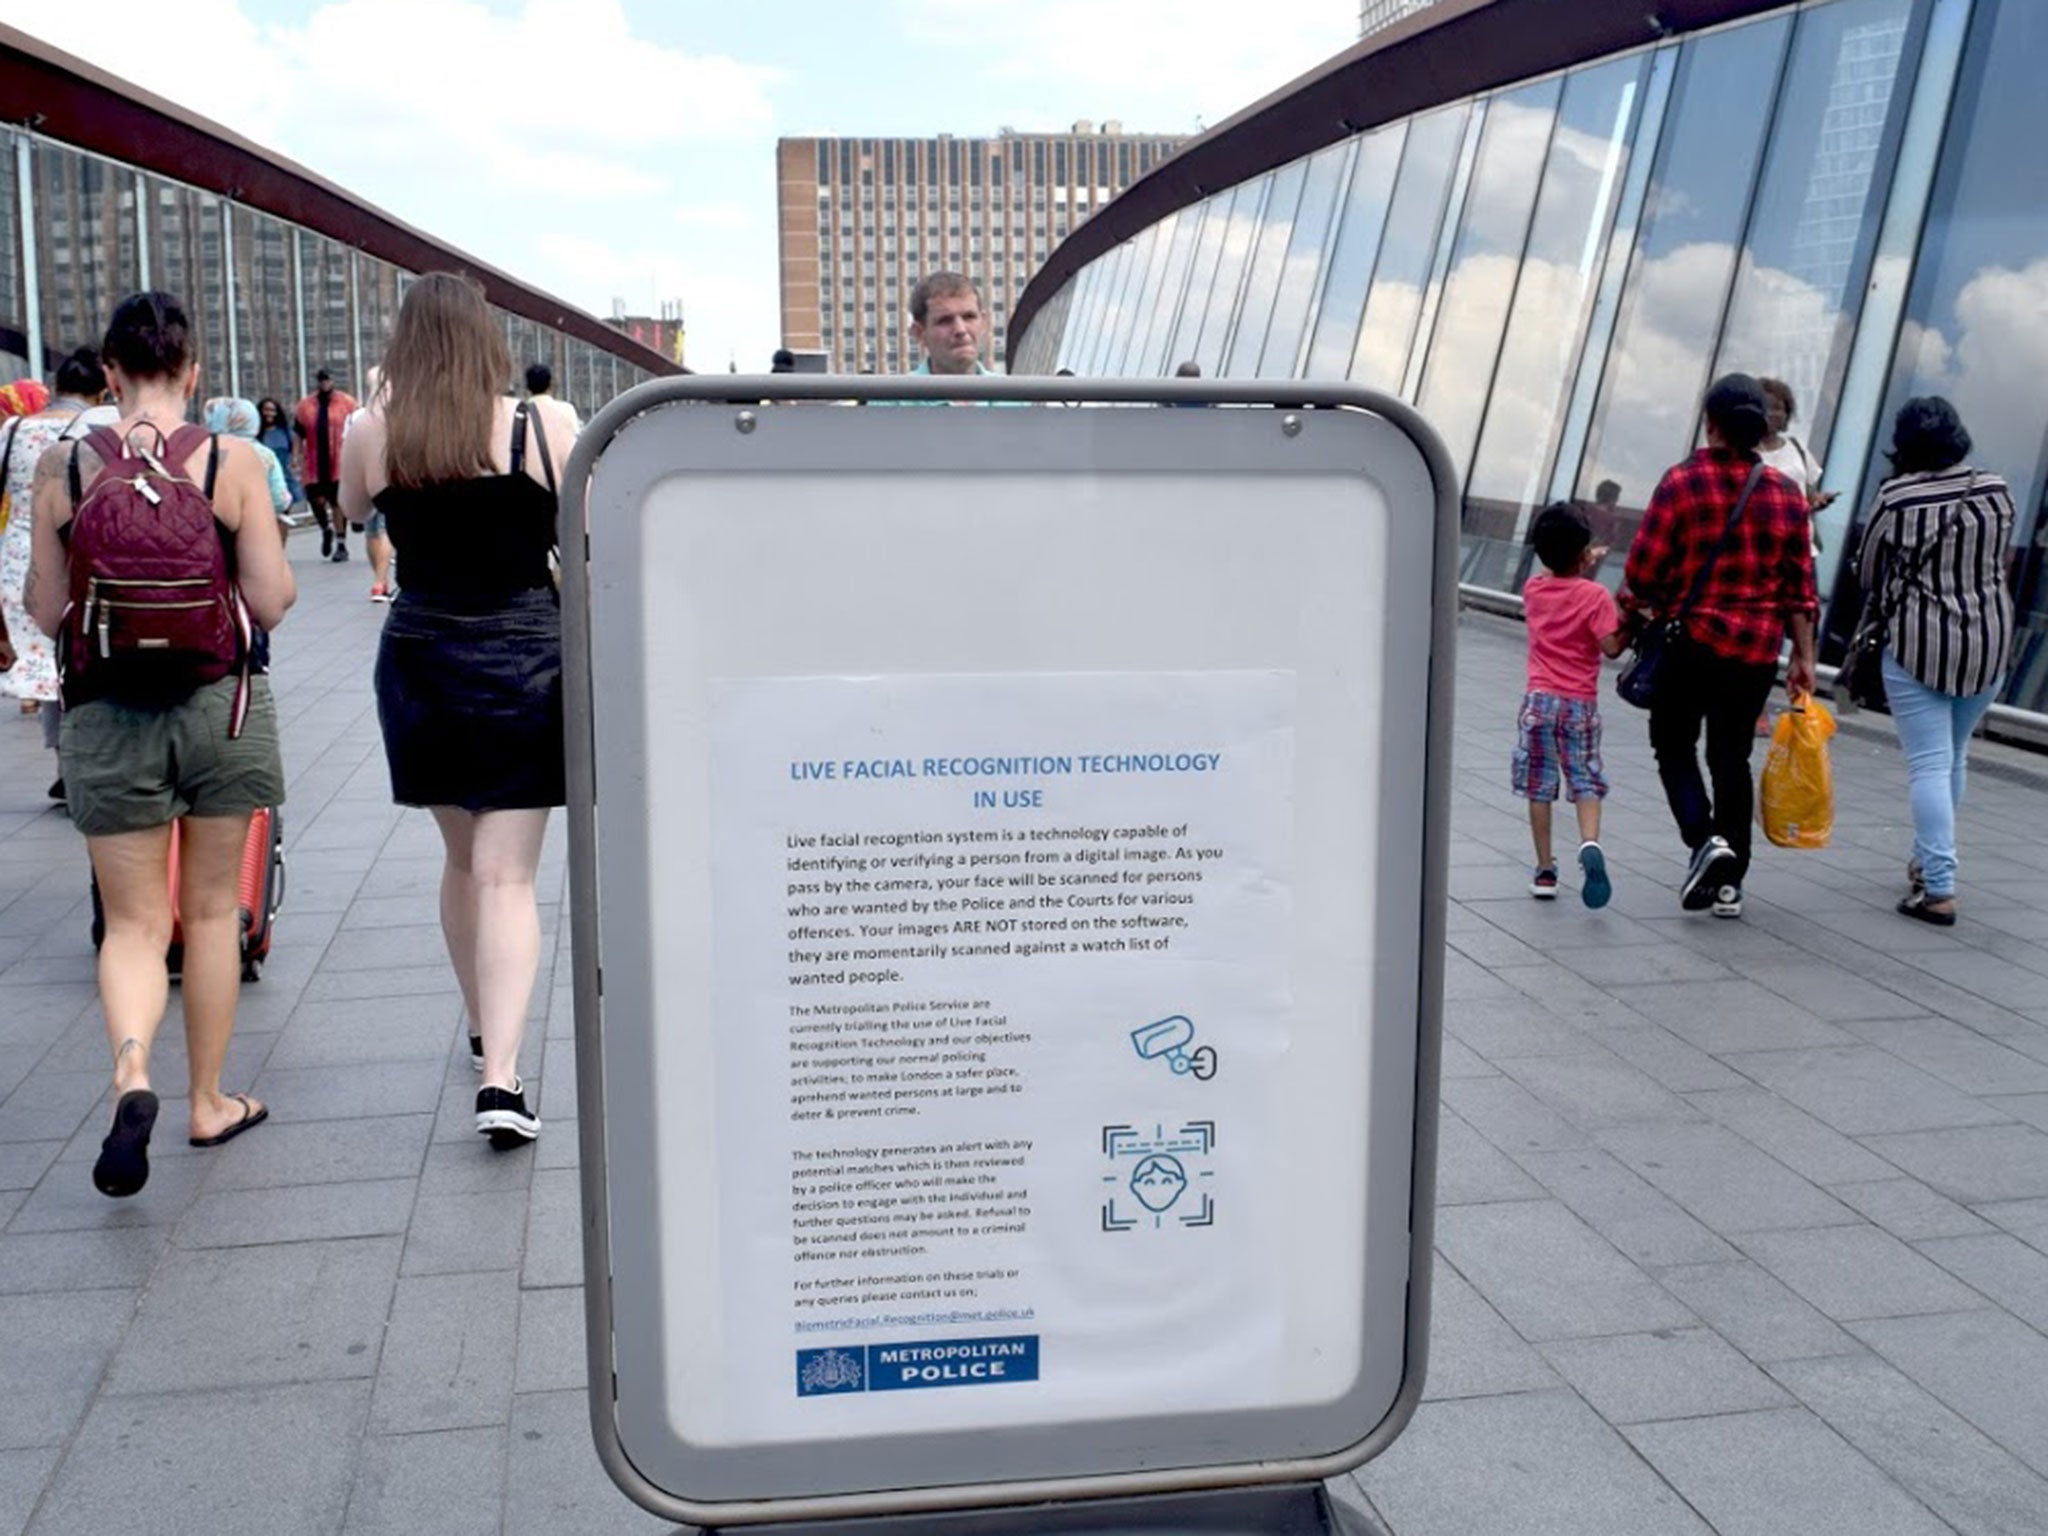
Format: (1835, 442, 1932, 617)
(796, 1347, 866, 1396)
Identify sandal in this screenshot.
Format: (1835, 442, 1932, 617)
(188, 1092, 269, 1147)
(1897, 890, 1957, 927)
(93, 1089, 159, 1198)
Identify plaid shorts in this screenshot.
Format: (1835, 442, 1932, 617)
(1512, 691, 1607, 803)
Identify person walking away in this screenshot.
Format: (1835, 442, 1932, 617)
(3, 350, 115, 796)
(1622, 373, 1817, 919)
(294, 369, 357, 561)
(1517, 503, 1628, 906)
(1752, 377, 1836, 735)
(348, 369, 398, 601)
(1857, 397, 2015, 926)
(24, 292, 294, 1195)
(524, 361, 580, 433)
(340, 273, 575, 1148)
(205, 397, 294, 522)
(255, 397, 302, 517)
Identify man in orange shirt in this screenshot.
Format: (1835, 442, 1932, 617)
(294, 370, 358, 562)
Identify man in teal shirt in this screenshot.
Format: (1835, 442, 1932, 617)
(868, 272, 1023, 406)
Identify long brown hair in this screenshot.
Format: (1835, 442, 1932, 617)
(381, 272, 511, 487)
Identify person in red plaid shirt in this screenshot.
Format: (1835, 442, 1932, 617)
(1622, 373, 1818, 919)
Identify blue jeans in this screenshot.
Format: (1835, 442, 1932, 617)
(1881, 651, 1999, 899)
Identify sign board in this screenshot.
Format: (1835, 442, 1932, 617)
(563, 376, 1455, 1528)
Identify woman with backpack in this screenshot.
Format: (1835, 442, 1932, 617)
(1856, 397, 2016, 926)
(339, 272, 574, 1152)
(24, 293, 295, 1197)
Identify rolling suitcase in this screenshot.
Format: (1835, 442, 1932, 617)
(89, 807, 285, 981)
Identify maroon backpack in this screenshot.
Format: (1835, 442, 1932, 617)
(62, 423, 253, 734)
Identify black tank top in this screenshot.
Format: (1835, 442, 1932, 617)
(372, 406, 557, 599)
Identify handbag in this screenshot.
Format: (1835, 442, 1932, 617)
(1840, 492, 1963, 714)
(1617, 463, 1765, 710)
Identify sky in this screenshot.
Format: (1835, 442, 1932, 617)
(0, 0, 1360, 371)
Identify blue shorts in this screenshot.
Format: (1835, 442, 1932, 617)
(1512, 691, 1607, 803)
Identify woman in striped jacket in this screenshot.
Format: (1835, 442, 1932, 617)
(1857, 397, 2016, 926)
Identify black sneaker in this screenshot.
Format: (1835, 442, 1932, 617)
(47, 777, 65, 801)
(330, 541, 349, 563)
(468, 1033, 484, 1072)
(1681, 836, 1736, 911)
(320, 525, 333, 558)
(476, 1078, 539, 1150)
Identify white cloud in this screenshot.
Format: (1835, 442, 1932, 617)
(888, 0, 1356, 132)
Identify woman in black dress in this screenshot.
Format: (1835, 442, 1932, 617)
(340, 273, 577, 1149)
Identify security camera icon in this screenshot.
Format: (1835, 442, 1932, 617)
(1130, 1015, 1217, 1080)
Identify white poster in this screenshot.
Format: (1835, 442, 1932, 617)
(705, 670, 1297, 1441)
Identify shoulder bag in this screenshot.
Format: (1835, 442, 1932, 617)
(1617, 463, 1764, 710)
(1840, 489, 1963, 713)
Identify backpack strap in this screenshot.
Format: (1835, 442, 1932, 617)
(511, 402, 558, 495)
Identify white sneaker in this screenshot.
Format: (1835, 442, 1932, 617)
(1682, 837, 1736, 911)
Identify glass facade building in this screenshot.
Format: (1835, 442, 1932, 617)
(1012, 0, 2048, 721)
(1, 28, 671, 416)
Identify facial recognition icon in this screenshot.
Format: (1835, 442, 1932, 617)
(1101, 1122, 1216, 1232)
(1130, 1014, 1218, 1080)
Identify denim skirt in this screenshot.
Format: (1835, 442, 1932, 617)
(374, 586, 566, 811)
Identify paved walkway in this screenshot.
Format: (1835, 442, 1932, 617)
(2, 549, 2046, 1535)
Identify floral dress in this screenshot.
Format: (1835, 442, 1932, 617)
(0, 405, 97, 702)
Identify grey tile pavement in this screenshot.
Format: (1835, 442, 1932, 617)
(4, 567, 2048, 1530)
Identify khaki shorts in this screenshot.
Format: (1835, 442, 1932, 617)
(62, 676, 286, 836)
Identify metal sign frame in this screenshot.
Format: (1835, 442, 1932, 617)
(562, 375, 1457, 1528)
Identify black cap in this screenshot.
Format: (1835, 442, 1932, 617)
(315, 369, 332, 384)
(1704, 372, 1768, 433)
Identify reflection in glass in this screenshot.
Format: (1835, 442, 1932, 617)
(1417, 76, 1564, 479)
(1572, 14, 1793, 555)
(0, 131, 25, 376)
(1106, 223, 1164, 375)
(1055, 262, 1103, 374)
(1135, 208, 1201, 377)
(231, 207, 298, 404)
(1192, 176, 1270, 376)
(1162, 191, 1234, 370)
(1867, 0, 2048, 710)
(1302, 125, 1405, 380)
(1710, 0, 1916, 456)
(34, 146, 136, 362)
(1257, 145, 1348, 378)
(1350, 104, 1471, 392)
(1463, 55, 1646, 586)
(1222, 158, 1306, 376)
(1084, 240, 1136, 376)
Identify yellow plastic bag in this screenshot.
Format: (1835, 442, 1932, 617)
(1759, 694, 1835, 849)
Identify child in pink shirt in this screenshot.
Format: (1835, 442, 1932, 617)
(1515, 504, 1627, 905)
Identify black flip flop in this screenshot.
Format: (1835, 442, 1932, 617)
(1897, 891, 1957, 927)
(93, 1089, 159, 1198)
(188, 1093, 270, 1147)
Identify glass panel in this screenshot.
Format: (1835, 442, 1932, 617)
(1135, 206, 1201, 376)
(1463, 55, 1647, 587)
(34, 145, 136, 365)
(1106, 226, 1161, 375)
(1, 131, 26, 377)
(1258, 142, 1350, 378)
(230, 206, 298, 408)
(1222, 158, 1307, 376)
(1193, 175, 1270, 376)
(1711, 0, 1917, 455)
(356, 256, 403, 385)
(1416, 76, 1564, 476)
(1162, 191, 1234, 370)
(296, 228, 357, 392)
(1113, 214, 1176, 375)
(1303, 123, 1408, 379)
(1871, 0, 2048, 710)
(1086, 243, 1136, 376)
(1572, 13, 1794, 560)
(1350, 103, 1471, 391)
(1057, 260, 1106, 374)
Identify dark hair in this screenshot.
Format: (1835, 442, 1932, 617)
(1887, 396, 1971, 476)
(1531, 502, 1592, 576)
(1594, 478, 1622, 504)
(257, 396, 285, 425)
(770, 348, 795, 373)
(1703, 372, 1770, 454)
(1174, 360, 1202, 379)
(316, 369, 332, 385)
(54, 346, 105, 398)
(525, 362, 553, 395)
(909, 271, 979, 323)
(101, 292, 192, 381)
(1758, 376, 1796, 421)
